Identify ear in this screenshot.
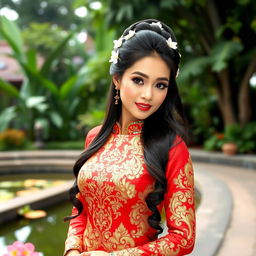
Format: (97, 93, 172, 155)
(112, 74, 121, 90)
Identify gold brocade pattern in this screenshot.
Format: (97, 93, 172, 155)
(65, 226, 83, 253)
(155, 158, 194, 255)
(170, 158, 195, 241)
(113, 121, 144, 135)
(130, 185, 154, 238)
(65, 122, 196, 256)
(114, 247, 145, 256)
(78, 130, 152, 252)
(144, 158, 195, 256)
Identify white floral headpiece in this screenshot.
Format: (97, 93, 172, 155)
(151, 22, 163, 30)
(109, 30, 136, 64)
(150, 21, 179, 51)
(166, 37, 178, 50)
(109, 24, 180, 65)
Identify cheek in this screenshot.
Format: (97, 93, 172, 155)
(120, 84, 136, 101)
(156, 91, 168, 106)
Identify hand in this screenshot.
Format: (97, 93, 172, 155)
(80, 251, 109, 256)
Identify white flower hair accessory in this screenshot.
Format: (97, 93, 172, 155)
(109, 50, 119, 64)
(151, 22, 163, 30)
(166, 37, 178, 50)
(113, 37, 123, 49)
(109, 30, 137, 64)
(124, 30, 136, 40)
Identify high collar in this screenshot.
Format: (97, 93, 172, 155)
(112, 121, 144, 135)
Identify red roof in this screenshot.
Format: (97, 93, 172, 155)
(0, 41, 24, 83)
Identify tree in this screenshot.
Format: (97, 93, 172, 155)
(77, 0, 256, 127)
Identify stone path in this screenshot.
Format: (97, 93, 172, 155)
(194, 162, 256, 256)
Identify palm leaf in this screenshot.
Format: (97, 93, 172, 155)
(19, 62, 59, 96)
(0, 106, 16, 131)
(179, 56, 211, 80)
(210, 40, 243, 72)
(59, 75, 79, 100)
(0, 16, 25, 60)
(40, 30, 76, 76)
(0, 78, 20, 98)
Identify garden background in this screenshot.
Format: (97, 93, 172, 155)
(0, 0, 256, 153)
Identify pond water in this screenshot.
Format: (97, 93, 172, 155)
(0, 200, 71, 255)
(0, 173, 73, 255)
(0, 173, 72, 202)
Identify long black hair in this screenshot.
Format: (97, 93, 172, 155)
(65, 19, 188, 234)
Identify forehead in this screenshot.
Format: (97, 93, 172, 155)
(125, 55, 170, 78)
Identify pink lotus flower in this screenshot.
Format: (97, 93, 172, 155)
(3, 241, 40, 256)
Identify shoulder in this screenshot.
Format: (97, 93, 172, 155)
(84, 125, 102, 149)
(165, 135, 191, 178)
(169, 135, 189, 157)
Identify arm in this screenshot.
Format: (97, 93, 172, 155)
(64, 126, 102, 255)
(64, 193, 88, 255)
(113, 140, 196, 256)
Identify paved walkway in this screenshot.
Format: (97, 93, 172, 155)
(190, 150, 256, 256)
(202, 163, 256, 256)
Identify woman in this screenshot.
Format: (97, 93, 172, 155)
(64, 19, 196, 256)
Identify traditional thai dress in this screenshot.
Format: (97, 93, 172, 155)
(64, 121, 195, 256)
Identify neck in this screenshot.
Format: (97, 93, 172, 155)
(118, 117, 138, 134)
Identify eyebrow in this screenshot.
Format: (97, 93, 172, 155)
(131, 71, 169, 82)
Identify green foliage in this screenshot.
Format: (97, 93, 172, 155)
(224, 123, 256, 153)
(179, 57, 211, 80)
(0, 79, 20, 98)
(0, 107, 16, 132)
(45, 141, 84, 150)
(210, 40, 243, 72)
(22, 23, 68, 56)
(78, 109, 105, 131)
(0, 16, 89, 141)
(204, 123, 256, 153)
(0, 15, 116, 142)
(203, 133, 224, 151)
(1, 0, 85, 29)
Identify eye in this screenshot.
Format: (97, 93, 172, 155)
(132, 77, 144, 85)
(156, 83, 168, 90)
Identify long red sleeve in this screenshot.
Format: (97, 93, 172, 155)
(64, 127, 101, 255)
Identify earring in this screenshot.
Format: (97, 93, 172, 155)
(114, 89, 120, 105)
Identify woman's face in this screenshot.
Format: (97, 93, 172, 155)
(113, 54, 170, 127)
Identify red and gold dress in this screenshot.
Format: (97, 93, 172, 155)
(64, 121, 195, 256)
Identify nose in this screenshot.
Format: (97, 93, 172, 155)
(141, 86, 152, 101)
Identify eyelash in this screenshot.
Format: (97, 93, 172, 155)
(132, 77, 168, 90)
(156, 83, 168, 89)
(132, 77, 143, 85)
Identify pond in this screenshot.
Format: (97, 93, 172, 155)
(0, 200, 71, 255)
(0, 173, 72, 202)
(0, 173, 73, 255)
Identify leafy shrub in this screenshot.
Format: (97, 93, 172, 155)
(0, 129, 27, 150)
(204, 122, 256, 153)
(203, 133, 224, 151)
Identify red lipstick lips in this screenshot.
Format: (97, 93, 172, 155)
(135, 103, 152, 111)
